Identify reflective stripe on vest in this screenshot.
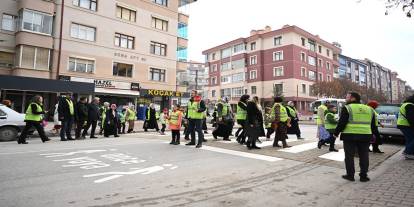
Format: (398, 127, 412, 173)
(342, 103, 373, 135)
(397, 103, 414, 126)
(188, 101, 203, 119)
(66, 99, 74, 116)
(25, 102, 42, 122)
(324, 112, 337, 130)
(236, 102, 247, 120)
(272, 103, 288, 122)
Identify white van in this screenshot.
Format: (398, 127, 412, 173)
(0, 104, 27, 141)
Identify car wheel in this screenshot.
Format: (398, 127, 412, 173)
(0, 127, 19, 142)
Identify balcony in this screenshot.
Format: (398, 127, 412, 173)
(179, 0, 197, 7)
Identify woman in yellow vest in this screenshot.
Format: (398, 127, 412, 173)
(125, 106, 136, 133)
(397, 95, 414, 160)
(18, 95, 50, 144)
(271, 96, 291, 148)
(168, 104, 183, 145)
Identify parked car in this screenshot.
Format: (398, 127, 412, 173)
(0, 104, 27, 141)
(375, 104, 404, 139)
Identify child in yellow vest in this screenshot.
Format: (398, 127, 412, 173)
(169, 104, 183, 145)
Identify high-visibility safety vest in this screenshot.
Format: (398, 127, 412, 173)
(324, 112, 337, 130)
(286, 106, 297, 118)
(25, 102, 43, 122)
(316, 105, 328, 125)
(272, 103, 289, 122)
(146, 108, 150, 120)
(126, 108, 136, 121)
(119, 112, 126, 123)
(169, 111, 181, 125)
(236, 102, 247, 120)
(66, 99, 74, 116)
(101, 107, 107, 127)
(342, 103, 373, 135)
(188, 101, 203, 120)
(397, 102, 414, 127)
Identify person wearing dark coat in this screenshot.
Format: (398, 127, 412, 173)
(286, 101, 302, 139)
(75, 97, 88, 139)
(143, 104, 159, 132)
(104, 104, 120, 137)
(212, 98, 232, 141)
(58, 93, 75, 141)
(245, 99, 262, 150)
(82, 97, 100, 138)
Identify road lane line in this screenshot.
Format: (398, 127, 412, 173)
(278, 142, 318, 153)
(199, 145, 283, 162)
(318, 149, 345, 162)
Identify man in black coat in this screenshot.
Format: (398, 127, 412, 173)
(58, 93, 75, 141)
(75, 97, 88, 139)
(82, 97, 100, 138)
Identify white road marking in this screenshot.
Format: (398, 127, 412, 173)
(199, 145, 283, 162)
(319, 149, 345, 162)
(278, 142, 318, 153)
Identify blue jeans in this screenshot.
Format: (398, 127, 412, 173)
(188, 119, 204, 145)
(400, 127, 414, 155)
(60, 117, 74, 140)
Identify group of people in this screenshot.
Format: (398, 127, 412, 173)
(17, 93, 138, 144)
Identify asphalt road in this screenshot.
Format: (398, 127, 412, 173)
(0, 125, 404, 207)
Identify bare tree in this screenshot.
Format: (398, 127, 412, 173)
(385, 0, 414, 17)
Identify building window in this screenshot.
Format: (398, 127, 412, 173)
(318, 73, 323, 81)
(19, 9, 53, 35)
(302, 84, 307, 94)
(2, 14, 15, 31)
(73, 0, 97, 11)
(212, 90, 216, 97)
(233, 43, 245, 53)
(153, 0, 168, 7)
(308, 70, 316, 81)
(211, 64, 217, 72)
(308, 39, 316, 52)
(326, 49, 330, 57)
(151, 17, 168, 31)
(326, 62, 331, 71)
(149, 67, 166, 82)
(273, 67, 284, 77)
(301, 67, 307, 77)
(177, 47, 187, 62)
(114, 33, 134, 49)
(232, 73, 244, 83)
(250, 56, 257, 65)
(178, 22, 188, 39)
(221, 47, 232, 59)
(318, 45, 322, 53)
(232, 87, 244, 97)
(113, 62, 133, 77)
(308, 56, 316, 66)
(18, 45, 50, 70)
(116, 5, 136, 22)
(68, 57, 94, 73)
(274, 36, 282, 46)
(274, 84, 283, 96)
(251, 86, 257, 94)
(327, 75, 331, 82)
(71, 23, 95, 41)
(150, 41, 167, 56)
(318, 59, 323, 67)
(300, 52, 306, 62)
(250, 70, 257, 80)
(273, 51, 283, 61)
(211, 77, 217, 85)
(0, 51, 14, 67)
(212, 53, 216, 60)
(301, 37, 306, 46)
(250, 42, 256, 50)
(220, 62, 231, 71)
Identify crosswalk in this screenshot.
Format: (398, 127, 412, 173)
(145, 131, 345, 162)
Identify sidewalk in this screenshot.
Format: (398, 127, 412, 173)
(343, 150, 414, 207)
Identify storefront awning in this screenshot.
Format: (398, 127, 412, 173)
(0, 75, 95, 94)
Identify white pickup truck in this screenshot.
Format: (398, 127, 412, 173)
(0, 104, 27, 141)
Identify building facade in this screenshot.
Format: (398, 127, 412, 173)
(0, 0, 196, 112)
(363, 59, 392, 101)
(177, 61, 208, 94)
(338, 54, 368, 86)
(202, 25, 341, 115)
(391, 71, 406, 103)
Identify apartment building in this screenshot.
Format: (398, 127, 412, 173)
(177, 61, 208, 93)
(338, 54, 368, 86)
(362, 59, 392, 101)
(202, 25, 341, 114)
(0, 0, 196, 112)
(391, 71, 406, 103)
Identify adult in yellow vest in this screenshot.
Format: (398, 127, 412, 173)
(334, 92, 378, 182)
(58, 93, 75, 141)
(212, 97, 232, 141)
(286, 101, 302, 139)
(125, 106, 136, 133)
(271, 96, 291, 148)
(18, 95, 50, 144)
(143, 104, 159, 132)
(99, 102, 110, 135)
(316, 102, 329, 140)
(397, 95, 414, 160)
(235, 95, 250, 144)
(185, 90, 206, 148)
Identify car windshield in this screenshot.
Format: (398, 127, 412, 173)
(376, 105, 400, 116)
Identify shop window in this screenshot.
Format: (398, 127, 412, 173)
(113, 62, 133, 77)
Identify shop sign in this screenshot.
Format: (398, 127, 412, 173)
(147, 89, 182, 97)
(71, 77, 136, 91)
(114, 52, 147, 62)
(131, 83, 140, 91)
(94, 80, 115, 89)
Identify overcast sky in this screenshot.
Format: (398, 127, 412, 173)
(184, 0, 414, 86)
